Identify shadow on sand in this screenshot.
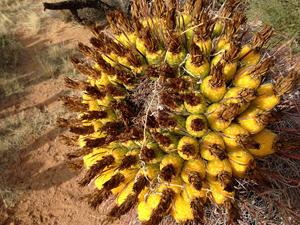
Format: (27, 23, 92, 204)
(3, 127, 79, 191)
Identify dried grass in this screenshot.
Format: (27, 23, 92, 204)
(0, 0, 38, 32)
(22, 12, 41, 35)
(37, 43, 78, 78)
(0, 33, 24, 102)
(0, 108, 57, 215)
(0, 34, 22, 73)
(0, 109, 54, 166)
(0, 0, 79, 216)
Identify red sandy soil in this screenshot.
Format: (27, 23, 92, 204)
(0, 7, 136, 225)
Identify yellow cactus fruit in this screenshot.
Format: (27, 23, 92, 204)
(122, 140, 139, 150)
(160, 153, 184, 182)
(110, 166, 157, 218)
(181, 159, 206, 190)
(194, 38, 212, 56)
(141, 164, 160, 180)
(146, 192, 161, 209)
(116, 176, 149, 208)
(239, 44, 251, 58)
(209, 180, 234, 205)
(222, 87, 256, 114)
(177, 136, 199, 160)
(87, 99, 101, 111)
(111, 169, 139, 195)
(239, 44, 261, 67)
(146, 49, 165, 65)
(224, 62, 238, 82)
(139, 187, 175, 224)
(83, 148, 111, 169)
(228, 148, 254, 177)
(200, 132, 226, 161)
(172, 194, 194, 223)
(184, 92, 207, 114)
(78, 135, 87, 148)
(136, 26, 166, 65)
(252, 83, 280, 111)
(211, 45, 239, 83)
(248, 129, 278, 157)
(92, 120, 103, 132)
(181, 182, 208, 223)
(234, 58, 274, 89)
(138, 199, 154, 222)
(214, 4, 246, 46)
(212, 20, 224, 37)
(177, 13, 192, 29)
(253, 71, 298, 111)
(82, 92, 93, 103)
(207, 159, 232, 183)
(96, 94, 113, 107)
(185, 43, 210, 78)
(223, 123, 250, 149)
(166, 50, 187, 67)
(111, 147, 128, 163)
(95, 73, 111, 88)
(206, 103, 239, 132)
(116, 32, 137, 47)
(233, 67, 261, 89)
(186, 114, 208, 137)
(98, 109, 116, 124)
(158, 176, 183, 194)
(136, 37, 147, 56)
(118, 55, 144, 74)
(215, 37, 231, 53)
(165, 33, 186, 67)
(103, 53, 118, 66)
(153, 131, 178, 153)
(183, 182, 209, 201)
(239, 26, 273, 67)
(94, 169, 116, 190)
(185, 57, 210, 78)
(238, 106, 270, 134)
(116, 180, 135, 206)
(201, 65, 226, 102)
(210, 53, 223, 67)
(140, 142, 165, 164)
(60, 0, 298, 223)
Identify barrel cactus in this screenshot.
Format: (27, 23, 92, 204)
(60, 0, 299, 224)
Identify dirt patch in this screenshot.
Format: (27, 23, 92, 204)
(0, 1, 136, 224)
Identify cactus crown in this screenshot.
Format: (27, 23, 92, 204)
(60, 0, 299, 224)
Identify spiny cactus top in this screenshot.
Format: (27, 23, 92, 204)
(59, 0, 299, 224)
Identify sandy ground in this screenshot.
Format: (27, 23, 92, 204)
(0, 3, 136, 225)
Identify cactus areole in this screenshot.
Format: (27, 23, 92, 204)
(61, 0, 299, 224)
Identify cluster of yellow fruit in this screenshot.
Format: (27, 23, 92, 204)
(61, 0, 297, 224)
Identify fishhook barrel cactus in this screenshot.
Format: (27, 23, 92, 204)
(59, 0, 300, 224)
